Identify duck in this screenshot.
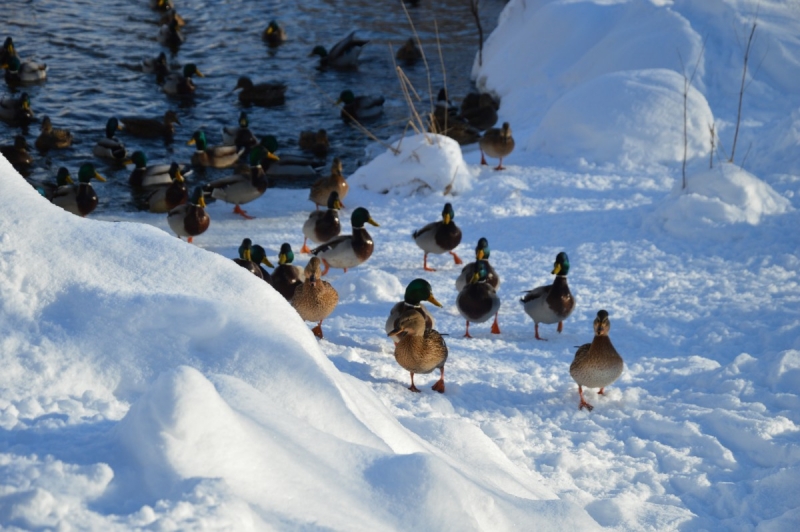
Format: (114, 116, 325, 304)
(310, 31, 368, 69)
(301, 190, 343, 253)
(255, 135, 323, 180)
(0, 37, 15, 66)
(0, 135, 34, 174)
(129, 150, 187, 188)
(456, 261, 501, 338)
(479, 122, 515, 170)
(167, 186, 209, 243)
(120, 110, 180, 139)
(141, 51, 171, 82)
(271, 243, 305, 301)
(298, 128, 329, 158)
(201, 144, 275, 218)
(387, 310, 448, 393)
(262, 20, 287, 47)
(157, 18, 184, 48)
(385, 278, 443, 344)
(308, 157, 347, 209)
(3, 55, 47, 85)
(570, 310, 624, 411)
(145, 162, 189, 213)
(188, 130, 244, 169)
(233, 76, 287, 107)
(456, 237, 500, 292)
(0, 91, 33, 126)
(395, 38, 422, 64)
(521, 251, 575, 340)
(36, 166, 73, 201)
(291, 257, 339, 339)
(460, 92, 499, 131)
(162, 63, 203, 96)
(432, 116, 481, 146)
(337, 89, 384, 123)
(51, 163, 106, 217)
(311, 207, 379, 275)
(412, 202, 463, 271)
(222, 111, 258, 151)
(93, 117, 129, 163)
(233, 238, 274, 282)
(35, 115, 73, 152)
(159, 3, 186, 28)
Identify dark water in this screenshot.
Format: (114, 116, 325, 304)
(1, 0, 504, 213)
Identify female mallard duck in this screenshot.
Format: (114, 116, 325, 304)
(298, 128, 329, 158)
(521, 251, 575, 340)
(146, 162, 189, 213)
(3, 55, 47, 85)
(456, 237, 500, 292)
(262, 20, 287, 47)
(201, 144, 276, 218)
(0, 135, 33, 174)
(142, 51, 170, 81)
(162, 63, 203, 96)
(167, 186, 209, 243)
(291, 257, 339, 339)
(460, 92, 499, 131)
(233, 76, 287, 107)
(120, 110, 180, 139)
(308, 157, 347, 209)
(412, 202, 463, 271)
(311, 207, 379, 275)
(479, 122, 515, 170)
(0, 92, 33, 126)
(222, 111, 258, 150)
(456, 261, 501, 338)
(337, 89, 384, 123)
(129, 150, 189, 188)
(271, 243, 305, 301)
(35, 116, 73, 152)
(157, 18, 184, 48)
(385, 278, 443, 344)
(301, 190, 343, 253)
(387, 310, 448, 393)
(93, 117, 129, 162)
(395, 38, 422, 64)
(188, 130, 244, 169)
(51, 163, 106, 217)
(310, 31, 368, 69)
(570, 310, 624, 411)
(234, 238, 274, 282)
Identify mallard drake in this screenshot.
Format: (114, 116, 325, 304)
(521, 251, 575, 340)
(162, 63, 203, 96)
(234, 238, 274, 282)
(310, 31, 368, 69)
(460, 92, 499, 131)
(311, 207, 379, 275)
(233, 76, 287, 107)
(188, 130, 244, 169)
(301, 190, 343, 253)
(93, 117, 129, 163)
(480, 122, 515, 170)
(0, 92, 33, 126)
(201, 144, 275, 218)
(145, 162, 189, 213)
(222, 111, 258, 150)
(456, 237, 500, 292)
(298, 128, 329, 158)
(36, 166, 72, 200)
(337, 89, 384, 123)
(142, 51, 171, 81)
(0, 135, 33, 174)
(51, 163, 106, 217)
(385, 278, 443, 344)
(157, 18, 185, 48)
(272, 243, 305, 301)
(387, 310, 448, 393)
(3, 55, 47, 85)
(412, 202, 463, 271)
(120, 110, 180, 139)
(35, 115, 73, 152)
(308, 157, 347, 209)
(395, 38, 422, 64)
(570, 310, 624, 411)
(0, 37, 15, 66)
(129, 150, 189, 188)
(256, 135, 322, 180)
(167, 186, 209, 243)
(291, 257, 339, 339)
(456, 261, 501, 338)
(262, 20, 287, 47)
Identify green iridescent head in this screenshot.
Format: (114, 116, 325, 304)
(78, 163, 105, 184)
(475, 237, 490, 260)
(55, 167, 73, 187)
(351, 207, 379, 229)
(552, 252, 570, 276)
(441, 203, 455, 225)
(404, 278, 442, 307)
(279, 243, 295, 265)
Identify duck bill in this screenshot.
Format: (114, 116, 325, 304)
(266, 151, 280, 161)
(309, 273, 317, 287)
(427, 294, 443, 308)
(187, 138, 196, 146)
(477, 250, 485, 260)
(387, 326, 403, 338)
(262, 257, 274, 268)
(195, 69, 205, 78)
(552, 263, 562, 275)
(443, 213, 451, 224)
(367, 217, 380, 227)
(198, 196, 206, 208)
(94, 172, 107, 182)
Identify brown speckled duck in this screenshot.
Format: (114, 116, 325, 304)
(387, 310, 448, 393)
(271, 243, 305, 301)
(479, 122, 514, 170)
(311, 207, 379, 275)
(35, 116, 73, 152)
(456, 261, 501, 338)
(308, 157, 347, 209)
(301, 190, 343, 253)
(570, 310, 624, 411)
(385, 278, 442, 344)
(291, 257, 339, 339)
(521, 252, 575, 340)
(412, 202, 463, 272)
(233, 76, 287, 107)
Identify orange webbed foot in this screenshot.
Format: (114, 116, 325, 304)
(557, 320, 564, 333)
(311, 323, 324, 338)
(450, 251, 463, 265)
(579, 400, 594, 411)
(408, 384, 421, 393)
(233, 205, 254, 219)
(431, 379, 445, 394)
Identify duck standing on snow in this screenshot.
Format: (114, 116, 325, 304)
(309, 157, 347, 209)
(146, 162, 189, 213)
(262, 20, 287, 47)
(233, 76, 287, 107)
(456, 237, 500, 292)
(162, 63, 203, 96)
(570, 310, 624, 411)
(479, 122, 515, 170)
(35, 116, 73, 152)
(93, 117, 129, 163)
(167, 186, 209, 243)
(51, 163, 106, 217)
(412, 202, 463, 272)
(387, 310, 448, 393)
(456, 260, 501, 338)
(385, 278, 443, 344)
(337, 89, 384, 123)
(301, 190, 343, 253)
(460, 92, 499, 131)
(311, 207, 379, 275)
(291, 257, 339, 339)
(188, 130, 244, 169)
(120, 110, 181, 140)
(521, 251, 575, 340)
(310, 31, 368, 69)
(201, 145, 275, 218)
(271, 243, 305, 301)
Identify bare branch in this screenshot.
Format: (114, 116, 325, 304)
(470, 0, 484, 67)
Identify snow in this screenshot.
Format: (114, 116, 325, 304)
(2, 0, 800, 530)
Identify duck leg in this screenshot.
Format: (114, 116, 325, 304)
(300, 237, 312, 254)
(578, 385, 594, 411)
(597, 387, 606, 395)
(187, 236, 194, 244)
(408, 373, 421, 393)
(233, 204, 254, 219)
(535, 322, 547, 341)
(480, 150, 488, 165)
(311, 320, 324, 338)
(464, 321, 473, 338)
(490, 313, 501, 334)
(557, 320, 564, 333)
(423, 253, 436, 272)
(494, 157, 505, 171)
(450, 251, 463, 265)
(431, 367, 445, 393)
(320, 259, 331, 276)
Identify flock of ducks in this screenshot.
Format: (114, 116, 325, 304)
(0, 1, 623, 411)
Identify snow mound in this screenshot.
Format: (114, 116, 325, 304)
(348, 133, 475, 195)
(336, 269, 404, 304)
